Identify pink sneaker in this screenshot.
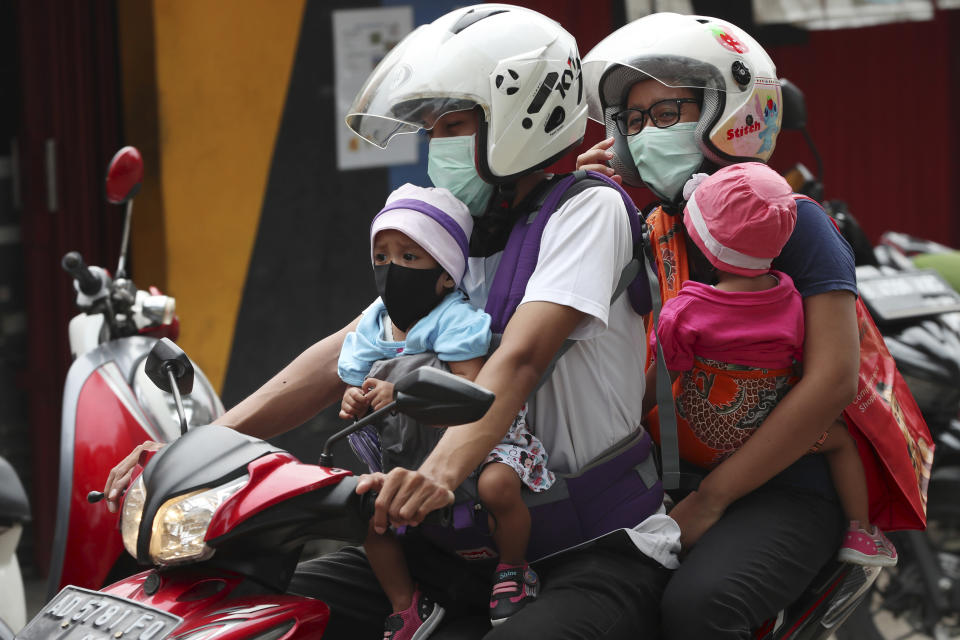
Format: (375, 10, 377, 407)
(838, 521, 898, 567)
(383, 589, 444, 640)
(489, 563, 539, 626)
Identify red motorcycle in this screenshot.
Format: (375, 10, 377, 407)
(47, 148, 224, 599)
(18, 339, 492, 639)
(25, 143, 880, 639)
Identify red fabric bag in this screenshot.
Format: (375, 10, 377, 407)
(842, 299, 934, 530)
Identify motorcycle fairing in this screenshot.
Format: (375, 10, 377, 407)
(205, 452, 352, 540)
(101, 569, 329, 639)
(135, 427, 287, 562)
(49, 336, 163, 598)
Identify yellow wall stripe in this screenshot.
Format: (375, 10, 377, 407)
(126, 0, 306, 391)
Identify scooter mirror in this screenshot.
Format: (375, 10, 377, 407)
(105, 146, 144, 204)
(394, 367, 494, 426)
(144, 338, 195, 396)
(779, 78, 807, 131)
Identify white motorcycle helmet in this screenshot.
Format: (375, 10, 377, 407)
(582, 13, 783, 188)
(346, 4, 587, 183)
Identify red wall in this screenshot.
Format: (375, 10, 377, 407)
(767, 9, 959, 247)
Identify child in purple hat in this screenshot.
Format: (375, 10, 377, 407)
(653, 162, 896, 568)
(338, 183, 554, 640)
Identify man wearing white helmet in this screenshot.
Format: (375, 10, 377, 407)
(324, 5, 677, 638)
(578, 13, 858, 639)
(100, 5, 677, 639)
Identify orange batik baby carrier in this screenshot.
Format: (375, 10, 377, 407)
(644, 202, 934, 530)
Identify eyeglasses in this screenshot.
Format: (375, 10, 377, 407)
(613, 98, 699, 136)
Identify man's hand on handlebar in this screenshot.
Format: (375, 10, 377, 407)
(575, 137, 622, 184)
(355, 469, 455, 534)
(102, 441, 163, 513)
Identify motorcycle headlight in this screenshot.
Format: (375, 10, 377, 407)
(149, 475, 248, 566)
(121, 475, 147, 558)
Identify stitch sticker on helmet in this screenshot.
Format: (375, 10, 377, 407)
(757, 96, 779, 156)
(708, 25, 749, 54)
(496, 69, 521, 96)
(719, 92, 780, 159)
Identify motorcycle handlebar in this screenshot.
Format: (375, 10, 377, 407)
(362, 489, 453, 529)
(62, 251, 102, 296)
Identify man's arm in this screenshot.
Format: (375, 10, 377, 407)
(359, 301, 584, 534)
(217, 316, 361, 439)
(668, 290, 859, 546)
(102, 315, 360, 512)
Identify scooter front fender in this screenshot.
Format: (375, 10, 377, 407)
(48, 336, 167, 598)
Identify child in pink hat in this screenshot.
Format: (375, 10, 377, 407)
(655, 162, 896, 567)
(337, 183, 554, 639)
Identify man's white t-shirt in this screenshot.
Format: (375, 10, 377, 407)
(461, 185, 648, 474)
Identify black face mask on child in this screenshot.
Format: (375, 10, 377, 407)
(373, 263, 447, 332)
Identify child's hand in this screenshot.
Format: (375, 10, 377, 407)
(340, 386, 371, 420)
(362, 378, 395, 411)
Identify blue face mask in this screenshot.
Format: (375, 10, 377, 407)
(627, 122, 703, 202)
(427, 135, 495, 217)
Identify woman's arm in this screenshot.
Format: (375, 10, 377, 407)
(669, 290, 859, 546)
(575, 137, 621, 183)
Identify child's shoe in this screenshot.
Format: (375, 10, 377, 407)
(489, 563, 539, 626)
(837, 520, 898, 567)
(383, 589, 444, 640)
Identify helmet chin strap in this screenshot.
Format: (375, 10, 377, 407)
(470, 182, 520, 257)
(490, 182, 516, 214)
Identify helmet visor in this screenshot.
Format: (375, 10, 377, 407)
(346, 22, 487, 148)
(582, 16, 753, 122)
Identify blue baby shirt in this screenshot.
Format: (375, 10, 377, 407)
(338, 290, 492, 387)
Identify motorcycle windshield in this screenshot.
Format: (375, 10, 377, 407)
(345, 22, 489, 147)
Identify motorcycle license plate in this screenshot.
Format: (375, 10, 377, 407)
(16, 586, 182, 640)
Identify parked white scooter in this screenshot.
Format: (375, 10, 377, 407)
(0, 454, 30, 638)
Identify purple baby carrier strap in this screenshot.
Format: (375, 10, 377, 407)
(417, 430, 663, 563)
(374, 198, 470, 261)
(484, 170, 644, 333)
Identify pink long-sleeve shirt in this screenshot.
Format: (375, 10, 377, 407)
(656, 271, 804, 371)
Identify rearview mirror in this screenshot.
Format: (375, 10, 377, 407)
(779, 77, 807, 131)
(144, 338, 194, 396)
(105, 146, 144, 204)
(394, 367, 494, 425)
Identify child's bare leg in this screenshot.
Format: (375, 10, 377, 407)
(816, 420, 870, 524)
(478, 462, 530, 565)
(364, 520, 414, 613)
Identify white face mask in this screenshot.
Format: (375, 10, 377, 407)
(627, 122, 703, 202)
(427, 135, 495, 217)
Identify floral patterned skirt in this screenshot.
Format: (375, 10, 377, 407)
(483, 404, 555, 492)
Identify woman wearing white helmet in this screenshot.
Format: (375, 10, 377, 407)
(578, 13, 858, 639)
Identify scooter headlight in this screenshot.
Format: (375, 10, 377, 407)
(149, 475, 248, 566)
(121, 475, 147, 558)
